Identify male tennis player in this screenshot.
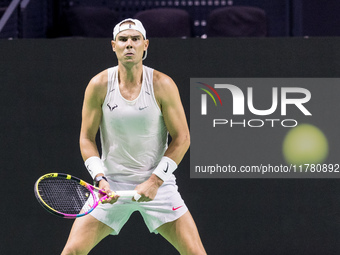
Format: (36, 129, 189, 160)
(61, 18, 206, 254)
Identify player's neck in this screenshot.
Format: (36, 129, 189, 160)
(118, 62, 143, 88)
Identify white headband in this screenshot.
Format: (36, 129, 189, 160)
(113, 18, 146, 40)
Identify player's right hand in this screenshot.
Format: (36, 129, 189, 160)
(99, 180, 119, 204)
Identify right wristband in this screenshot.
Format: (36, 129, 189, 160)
(84, 156, 105, 179)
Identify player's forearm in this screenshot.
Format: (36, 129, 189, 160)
(80, 137, 106, 179)
(79, 137, 100, 161)
(164, 132, 190, 165)
(151, 134, 189, 183)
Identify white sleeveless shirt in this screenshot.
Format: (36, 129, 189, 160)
(100, 66, 169, 183)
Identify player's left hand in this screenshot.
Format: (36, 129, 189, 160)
(133, 174, 163, 202)
(104, 190, 120, 204)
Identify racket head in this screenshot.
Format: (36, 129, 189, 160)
(34, 173, 100, 219)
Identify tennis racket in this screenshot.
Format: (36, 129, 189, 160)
(34, 173, 139, 219)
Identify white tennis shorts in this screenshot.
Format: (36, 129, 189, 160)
(90, 178, 188, 235)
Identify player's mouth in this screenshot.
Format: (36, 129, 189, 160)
(125, 52, 134, 57)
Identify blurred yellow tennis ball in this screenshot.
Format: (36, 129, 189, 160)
(283, 124, 328, 165)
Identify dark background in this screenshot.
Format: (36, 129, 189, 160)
(2, 0, 340, 39)
(1, 37, 340, 254)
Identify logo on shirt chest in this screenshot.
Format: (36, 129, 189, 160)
(107, 103, 118, 111)
(139, 106, 148, 111)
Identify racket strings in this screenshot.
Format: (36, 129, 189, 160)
(37, 178, 93, 215)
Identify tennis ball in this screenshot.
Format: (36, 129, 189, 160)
(282, 124, 328, 165)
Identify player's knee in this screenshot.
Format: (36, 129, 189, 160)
(61, 243, 89, 255)
(189, 247, 207, 255)
(180, 243, 207, 255)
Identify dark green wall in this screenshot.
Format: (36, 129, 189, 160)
(1, 37, 340, 254)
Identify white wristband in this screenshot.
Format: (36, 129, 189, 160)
(152, 156, 177, 181)
(84, 156, 105, 179)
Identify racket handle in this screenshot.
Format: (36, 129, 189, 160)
(116, 190, 139, 198)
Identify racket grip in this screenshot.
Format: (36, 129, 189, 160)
(116, 190, 139, 198)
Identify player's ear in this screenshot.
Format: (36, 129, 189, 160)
(144, 39, 149, 51)
(111, 40, 116, 52)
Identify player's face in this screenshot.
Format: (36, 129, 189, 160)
(112, 29, 148, 63)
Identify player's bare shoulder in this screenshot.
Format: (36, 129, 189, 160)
(86, 69, 108, 104)
(153, 70, 179, 105)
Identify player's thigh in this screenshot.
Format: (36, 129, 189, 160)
(157, 211, 206, 255)
(61, 214, 113, 254)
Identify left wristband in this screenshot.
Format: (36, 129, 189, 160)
(85, 156, 105, 179)
(152, 156, 178, 181)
